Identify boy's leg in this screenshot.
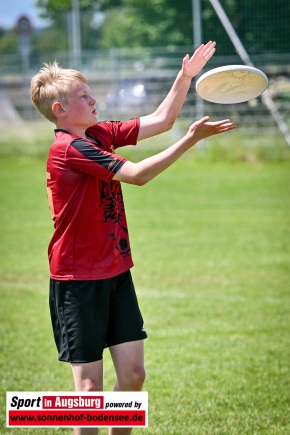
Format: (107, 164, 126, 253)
(71, 360, 103, 435)
(108, 340, 145, 435)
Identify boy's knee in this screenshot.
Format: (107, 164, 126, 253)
(128, 364, 146, 390)
(79, 378, 103, 392)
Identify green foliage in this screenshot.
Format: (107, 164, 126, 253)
(33, 0, 103, 54)
(33, 26, 68, 55)
(0, 30, 18, 55)
(32, 0, 290, 52)
(101, 7, 142, 48)
(100, 1, 192, 48)
(35, 0, 97, 17)
(202, 0, 238, 55)
(231, 0, 290, 54)
(0, 0, 289, 56)
(202, 0, 290, 55)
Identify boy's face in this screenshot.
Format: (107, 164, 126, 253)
(61, 81, 97, 129)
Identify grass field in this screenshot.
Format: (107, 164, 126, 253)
(1, 125, 290, 434)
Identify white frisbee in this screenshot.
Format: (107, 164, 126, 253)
(196, 65, 268, 104)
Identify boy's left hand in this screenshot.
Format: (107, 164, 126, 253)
(182, 41, 216, 78)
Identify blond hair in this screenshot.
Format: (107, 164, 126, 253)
(30, 61, 87, 123)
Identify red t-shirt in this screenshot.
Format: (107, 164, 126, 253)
(46, 118, 140, 280)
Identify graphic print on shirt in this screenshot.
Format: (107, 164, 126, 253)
(100, 180, 131, 258)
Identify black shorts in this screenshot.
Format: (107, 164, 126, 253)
(49, 270, 147, 363)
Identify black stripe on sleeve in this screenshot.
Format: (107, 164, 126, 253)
(70, 138, 125, 174)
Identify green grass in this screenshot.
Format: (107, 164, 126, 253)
(0, 129, 290, 434)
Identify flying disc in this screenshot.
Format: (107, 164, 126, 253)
(196, 65, 268, 104)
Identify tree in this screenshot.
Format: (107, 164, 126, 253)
(35, 0, 193, 49)
(35, 0, 96, 18)
(0, 30, 18, 55)
(236, 0, 290, 54)
(99, 0, 193, 48)
(202, 0, 290, 55)
(35, 0, 103, 51)
(33, 0, 290, 53)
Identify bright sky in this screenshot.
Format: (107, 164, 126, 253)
(0, 0, 49, 29)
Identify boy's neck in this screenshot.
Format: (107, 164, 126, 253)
(55, 122, 87, 138)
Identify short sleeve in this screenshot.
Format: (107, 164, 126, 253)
(66, 137, 126, 181)
(86, 118, 140, 151)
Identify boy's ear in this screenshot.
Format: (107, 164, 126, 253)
(52, 101, 66, 118)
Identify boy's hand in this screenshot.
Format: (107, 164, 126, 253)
(182, 41, 216, 78)
(187, 116, 236, 143)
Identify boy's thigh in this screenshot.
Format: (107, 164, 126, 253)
(109, 340, 145, 372)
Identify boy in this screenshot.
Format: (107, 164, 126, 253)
(30, 41, 235, 435)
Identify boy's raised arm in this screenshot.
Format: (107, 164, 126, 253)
(137, 41, 216, 141)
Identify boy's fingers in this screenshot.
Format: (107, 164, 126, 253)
(209, 119, 232, 126)
(196, 41, 216, 59)
(199, 116, 210, 124)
